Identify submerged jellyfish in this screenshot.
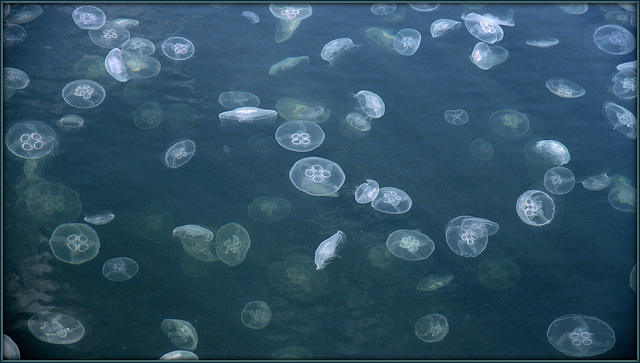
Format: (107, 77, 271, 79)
(445, 215, 499, 257)
(354, 90, 385, 119)
(547, 315, 615, 357)
(215, 223, 251, 267)
(544, 167, 576, 195)
(275, 120, 325, 152)
(355, 179, 379, 204)
(5, 4, 42, 24)
(269, 56, 309, 75)
(385, 229, 435, 261)
(602, 101, 637, 139)
(410, 3, 440, 12)
(49, 223, 100, 264)
(269, 3, 312, 21)
(89, 22, 130, 49)
(102, 257, 139, 281)
(582, 173, 610, 191)
(72, 6, 106, 30)
(470, 138, 494, 160)
(314, 230, 346, 270)
(242, 11, 260, 24)
(160, 351, 199, 360)
(241, 301, 272, 329)
(84, 211, 114, 225)
(340, 112, 372, 139)
(27, 182, 82, 224)
(371, 3, 396, 15)
(62, 79, 105, 108)
(134, 102, 163, 130)
(371, 187, 412, 214)
(393, 28, 421, 56)
(477, 258, 521, 290)
(430, 19, 461, 37)
(489, 109, 529, 137)
(415, 314, 449, 343)
(608, 185, 636, 212)
(289, 157, 345, 196)
(173, 224, 217, 262)
(3, 67, 29, 89)
(3, 334, 20, 359)
(122, 37, 156, 56)
(163, 139, 196, 169)
(218, 91, 260, 109)
(248, 197, 291, 223)
(545, 79, 585, 98)
(5, 121, 57, 159)
(516, 190, 555, 226)
(57, 115, 85, 131)
(470, 42, 509, 70)
(524, 139, 571, 166)
(28, 312, 85, 345)
(275, 18, 302, 43)
(416, 274, 453, 291)
(276, 97, 330, 123)
(162, 36, 195, 60)
(526, 38, 559, 48)
(161, 319, 198, 351)
(593, 25, 635, 55)
(444, 109, 469, 125)
(462, 11, 514, 44)
(611, 70, 637, 100)
(321, 38, 358, 65)
(3, 24, 26, 48)
(268, 253, 328, 302)
(219, 107, 278, 130)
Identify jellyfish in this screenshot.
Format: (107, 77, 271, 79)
(611, 70, 637, 100)
(49, 223, 100, 264)
(393, 28, 421, 56)
(72, 6, 106, 30)
(163, 139, 196, 169)
(462, 11, 514, 44)
(445, 216, 499, 257)
(57, 115, 85, 131)
(134, 102, 163, 130)
(340, 112, 372, 139)
(410, 3, 440, 12)
(489, 109, 529, 137)
(215, 223, 251, 267)
(219, 107, 278, 130)
(470, 42, 509, 70)
(444, 109, 469, 125)
(83, 211, 115, 225)
(416, 274, 454, 291)
(248, 197, 291, 223)
(241, 301, 272, 329)
(275, 121, 325, 152)
(5, 121, 57, 159)
(62, 79, 106, 109)
(385, 229, 435, 260)
(516, 190, 555, 226)
(430, 19, 461, 37)
(545, 79, 585, 98)
(603, 101, 637, 139)
(593, 24, 635, 55)
(314, 230, 347, 270)
(218, 91, 260, 109)
(321, 38, 358, 65)
(102, 257, 139, 281)
(162, 36, 195, 60)
(547, 315, 615, 357)
(276, 97, 330, 123)
(122, 37, 155, 56)
(289, 157, 345, 196)
(268, 253, 328, 302)
(161, 319, 198, 351)
(544, 167, 576, 195)
(470, 138, 494, 160)
(415, 314, 449, 343)
(269, 3, 312, 21)
(354, 90, 385, 119)
(269, 56, 309, 75)
(371, 3, 396, 15)
(3, 67, 29, 89)
(160, 350, 199, 360)
(524, 139, 571, 166)
(27, 312, 85, 345)
(371, 187, 412, 214)
(173, 224, 217, 262)
(526, 38, 559, 48)
(242, 11, 260, 24)
(582, 173, 610, 191)
(355, 179, 380, 204)
(89, 22, 130, 49)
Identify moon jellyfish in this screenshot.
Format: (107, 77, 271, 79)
(28, 312, 84, 345)
(275, 120, 325, 152)
(371, 187, 412, 214)
(134, 102, 163, 130)
(547, 315, 615, 357)
(524, 140, 571, 166)
(417, 274, 453, 291)
(102, 257, 139, 281)
(415, 314, 449, 343)
(3, 67, 29, 89)
(314, 230, 346, 270)
(218, 91, 260, 109)
(162, 36, 195, 60)
(410, 3, 440, 12)
(470, 42, 509, 70)
(365, 26, 396, 50)
(72, 6, 106, 30)
(161, 319, 198, 351)
(112, 18, 139, 29)
(354, 90, 385, 119)
(559, 3, 588, 14)
(617, 60, 636, 71)
(355, 179, 379, 204)
(321, 38, 358, 65)
(5, 4, 42, 24)
(393, 28, 421, 56)
(269, 3, 312, 21)
(248, 197, 291, 223)
(269, 56, 309, 75)
(386, 229, 434, 261)
(57, 115, 85, 131)
(611, 70, 637, 99)
(215, 222, 251, 267)
(489, 109, 529, 137)
(477, 258, 521, 290)
(62, 79, 105, 108)
(430, 19, 461, 37)
(582, 173, 610, 191)
(84, 211, 115, 225)
(5, 121, 57, 159)
(27, 182, 81, 224)
(445, 216, 499, 257)
(545, 78, 585, 98)
(276, 97, 330, 123)
(603, 101, 637, 139)
(160, 350, 199, 360)
(163, 139, 196, 169)
(49, 223, 100, 264)
(516, 190, 555, 226)
(526, 38, 559, 48)
(593, 25, 635, 55)
(544, 167, 576, 195)
(3, 334, 20, 359)
(268, 253, 328, 302)
(219, 107, 278, 131)
(470, 138, 494, 160)
(89, 22, 130, 49)
(608, 185, 637, 212)
(371, 3, 396, 15)
(122, 37, 156, 56)
(174, 224, 217, 262)
(242, 11, 260, 24)
(340, 112, 371, 139)
(275, 18, 301, 43)
(241, 301, 272, 329)
(289, 157, 345, 196)
(3, 24, 26, 48)
(462, 11, 514, 44)
(444, 109, 469, 125)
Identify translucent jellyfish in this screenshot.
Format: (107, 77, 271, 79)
(276, 97, 330, 123)
(415, 314, 449, 343)
(444, 109, 469, 125)
(62, 79, 106, 108)
(289, 157, 345, 196)
(593, 25, 635, 55)
(173, 224, 217, 262)
(248, 132, 276, 153)
(604, 10, 637, 27)
(416, 274, 453, 291)
(603, 101, 637, 139)
(5, 121, 57, 159)
(477, 258, 521, 290)
(526, 38, 559, 48)
(84, 211, 115, 225)
(524, 139, 571, 166)
(161, 319, 198, 351)
(321, 38, 358, 65)
(462, 11, 514, 44)
(268, 253, 328, 302)
(134, 102, 163, 130)
(241, 301, 272, 330)
(89, 22, 130, 49)
(314, 230, 346, 270)
(393, 28, 421, 56)
(275, 121, 325, 152)
(611, 70, 637, 99)
(275, 18, 302, 43)
(445, 216, 499, 257)
(547, 315, 615, 357)
(516, 190, 556, 226)
(160, 350, 199, 360)
(181, 256, 211, 278)
(105, 48, 129, 82)
(269, 3, 312, 21)
(3, 334, 20, 359)
(340, 112, 372, 139)
(242, 11, 260, 24)
(72, 6, 106, 30)
(163, 139, 196, 169)
(430, 19, 461, 37)
(470, 42, 509, 70)
(4, 4, 42, 24)
(364, 26, 396, 50)
(112, 18, 139, 29)
(248, 197, 291, 223)
(133, 204, 173, 240)
(354, 90, 385, 119)
(631, 264, 637, 293)
(617, 60, 636, 71)
(410, 3, 440, 12)
(371, 187, 412, 214)
(544, 167, 576, 195)
(102, 257, 139, 281)
(219, 107, 278, 130)
(559, 3, 588, 14)
(355, 179, 380, 204)
(3, 67, 29, 89)
(215, 222, 251, 267)
(162, 36, 195, 60)
(218, 91, 260, 109)
(489, 109, 529, 137)
(27, 312, 84, 345)
(385, 229, 434, 261)
(371, 3, 396, 15)
(545, 78, 585, 98)
(269, 56, 309, 75)
(122, 54, 161, 79)
(27, 182, 82, 224)
(56, 115, 85, 131)
(49, 223, 100, 264)
(608, 185, 637, 212)
(582, 173, 610, 191)
(122, 37, 156, 56)
(3, 24, 26, 48)
(470, 138, 494, 160)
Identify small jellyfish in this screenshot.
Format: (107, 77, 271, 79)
(547, 314, 615, 357)
(470, 42, 509, 70)
(5, 121, 57, 159)
(489, 109, 529, 137)
(5, 4, 42, 24)
(371, 187, 412, 214)
(269, 56, 309, 75)
(444, 109, 469, 125)
(445, 215, 499, 257)
(174, 224, 217, 262)
(242, 11, 260, 24)
(89, 22, 130, 49)
(162, 36, 195, 60)
(3, 24, 26, 48)
(544, 167, 576, 195)
(477, 258, 521, 290)
(274, 18, 302, 43)
(248, 197, 291, 223)
(354, 90, 385, 119)
(516, 190, 556, 226)
(524, 139, 571, 166)
(462, 11, 514, 44)
(163, 139, 196, 169)
(545, 78, 585, 98)
(268, 253, 328, 302)
(611, 70, 637, 100)
(62, 79, 106, 109)
(371, 3, 396, 16)
(321, 38, 358, 65)
(219, 107, 278, 130)
(102, 257, 139, 281)
(112, 18, 139, 29)
(215, 222, 251, 267)
(430, 19, 461, 38)
(340, 112, 371, 139)
(3, 67, 29, 89)
(27, 312, 85, 345)
(417, 274, 454, 291)
(134, 102, 163, 130)
(160, 350, 199, 360)
(526, 38, 559, 48)
(241, 301, 272, 329)
(122, 37, 156, 56)
(355, 179, 379, 204)
(617, 60, 636, 71)
(83, 211, 115, 225)
(223, 145, 231, 153)
(410, 3, 440, 12)
(470, 138, 494, 160)
(275, 120, 325, 152)
(593, 25, 636, 55)
(415, 314, 449, 343)
(559, 3, 588, 14)
(289, 157, 345, 196)
(386, 229, 435, 261)
(276, 97, 330, 123)
(602, 101, 637, 139)
(314, 230, 346, 270)
(582, 173, 610, 191)
(608, 185, 637, 212)
(49, 223, 100, 264)
(57, 115, 85, 131)
(393, 28, 421, 56)
(269, 3, 312, 21)
(161, 319, 198, 351)
(72, 6, 106, 30)
(3, 334, 20, 359)
(218, 91, 260, 109)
